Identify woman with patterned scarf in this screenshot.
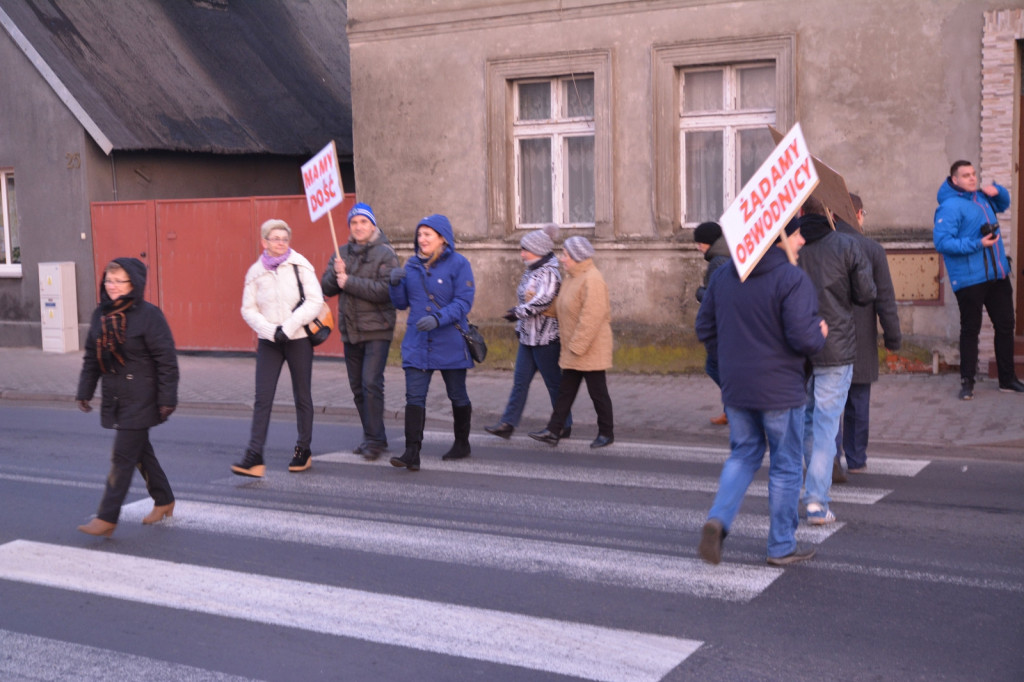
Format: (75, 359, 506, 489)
(76, 258, 180, 537)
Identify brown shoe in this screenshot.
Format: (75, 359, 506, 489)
(698, 519, 725, 565)
(710, 413, 728, 426)
(77, 518, 116, 537)
(142, 501, 175, 525)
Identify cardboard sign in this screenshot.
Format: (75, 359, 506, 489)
(768, 125, 858, 229)
(301, 140, 344, 222)
(719, 122, 819, 281)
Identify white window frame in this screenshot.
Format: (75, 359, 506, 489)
(0, 169, 20, 278)
(486, 50, 612, 239)
(513, 75, 596, 229)
(652, 36, 795, 237)
(679, 63, 778, 226)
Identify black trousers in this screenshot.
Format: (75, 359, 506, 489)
(247, 337, 314, 454)
(97, 428, 173, 524)
(546, 369, 614, 438)
(954, 277, 1018, 386)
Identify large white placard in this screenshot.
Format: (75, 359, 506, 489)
(301, 140, 344, 222)
(719, 123, 819, 281)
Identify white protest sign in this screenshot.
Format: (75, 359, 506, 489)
(719, 122, 819, 281)
(301, 140, 344, 222)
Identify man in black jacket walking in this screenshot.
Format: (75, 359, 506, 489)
(798, 198, 876, 525)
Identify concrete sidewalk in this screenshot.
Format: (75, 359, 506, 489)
(1, 346, 1021, 457)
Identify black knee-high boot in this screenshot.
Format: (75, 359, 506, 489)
(442, 403, 472, 461)
(390, 404, 424, 472)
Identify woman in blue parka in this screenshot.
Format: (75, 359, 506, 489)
(388, 214, 476, 471)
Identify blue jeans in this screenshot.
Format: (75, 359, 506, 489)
(707, 406, 805, 558)
(500, 342, 571, 428)
(803, 364, 853, 508)
(404, 368, 469, 408)
(835, 382, 871, 470)
(344, 339, 391, 447)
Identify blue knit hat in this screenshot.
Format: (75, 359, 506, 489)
(348, 202, 376, 226)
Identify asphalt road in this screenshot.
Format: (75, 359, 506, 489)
(1, 402, 1022, 681)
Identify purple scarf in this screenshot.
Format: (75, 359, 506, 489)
(261, 249, 292, 271)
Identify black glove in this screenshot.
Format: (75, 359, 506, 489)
(390, 267, 407, 286)
(158, 405, 176, 422)
(503, 308, 518, 322)
(274, 326, 289, 344)
(77, 399, 92, 413)
(415, 315, 439, 332)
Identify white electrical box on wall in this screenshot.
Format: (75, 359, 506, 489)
(39, 261, 79, 353)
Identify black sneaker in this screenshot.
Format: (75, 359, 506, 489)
(766, 547, 816, 566)
(698, 519, 725, 565)
(958, 378, 974, 401)
(998, 379, 1024, 393)
(288, 446, 312, 472)
(231, 450, 265, 478)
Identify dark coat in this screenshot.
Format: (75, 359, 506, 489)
(696, 247, 825, 410)
(835, 220, 902, 383)
(321, 228, 398, 344)
(695, 235, 731, 303)
(797, 215, 877, 367)
(76, 258, 179, 430)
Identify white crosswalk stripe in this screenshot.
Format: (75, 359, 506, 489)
(319, 450, 895, 504)
(0, 540, 702, 682)
(0, 629, 263, 682)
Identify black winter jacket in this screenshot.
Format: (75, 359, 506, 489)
(797, 215, 877, 367)
(321, 229, 398, 344)
(76, 258, 179, 430)
(835, 220, 902, 383)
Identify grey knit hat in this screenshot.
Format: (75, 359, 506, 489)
(520, 229, 554, 256)
(563, 235, 595, 262)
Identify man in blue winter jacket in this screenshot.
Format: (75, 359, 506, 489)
(933, 160, 1024, 399)
(696, 222, 827, 566)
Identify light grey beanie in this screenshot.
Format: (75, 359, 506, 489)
(563, 235, 595, 262)
(520, 229, 554, 256)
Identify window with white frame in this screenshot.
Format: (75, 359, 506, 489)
(514, 75, 595, 228)
(680, 63, 777, 225)
(0, 169, 20, 275)
(652, 36, 794, 235)
(487, 50, 611, 237)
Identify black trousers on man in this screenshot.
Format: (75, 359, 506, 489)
(954, 277, 1018, 386)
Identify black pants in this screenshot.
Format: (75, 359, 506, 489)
(247, 337, 314, 454)
(546, 369, 614, 438)
(97, 428, 173, 524)
(954, 277, 1018, 386)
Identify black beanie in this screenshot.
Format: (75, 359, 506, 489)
(693, 221, 722, 245)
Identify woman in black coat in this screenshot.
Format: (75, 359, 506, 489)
(76, 258, 179, 537)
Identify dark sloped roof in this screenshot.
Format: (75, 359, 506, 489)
(0, 0, 352, 156)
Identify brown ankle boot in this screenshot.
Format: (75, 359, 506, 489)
(77, 518, 116, 537)
(142, 501, 175, 525)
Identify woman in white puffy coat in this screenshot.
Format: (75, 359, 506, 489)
(234, 219, 323, 478)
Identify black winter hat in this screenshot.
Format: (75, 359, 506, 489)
(693, 221, 722, 245)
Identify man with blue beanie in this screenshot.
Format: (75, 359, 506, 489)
(321, 202, 399, 459)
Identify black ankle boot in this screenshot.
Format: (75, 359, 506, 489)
(390, 404, 424, 471)
(442, 403, 472, 460)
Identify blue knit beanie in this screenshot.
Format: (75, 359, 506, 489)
(348, 202, 376, 226)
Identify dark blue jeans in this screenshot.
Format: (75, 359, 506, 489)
(836, 382, 871, 470)
(247, 337, 314, 455)
(500, 342, 571, 428)
(404, 367, 469, 408)
(345, 339, 391, 447)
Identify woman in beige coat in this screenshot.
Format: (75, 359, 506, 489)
(529, 236, 615, 448)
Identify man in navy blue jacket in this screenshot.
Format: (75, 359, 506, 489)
(696, 223, 827, 566)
